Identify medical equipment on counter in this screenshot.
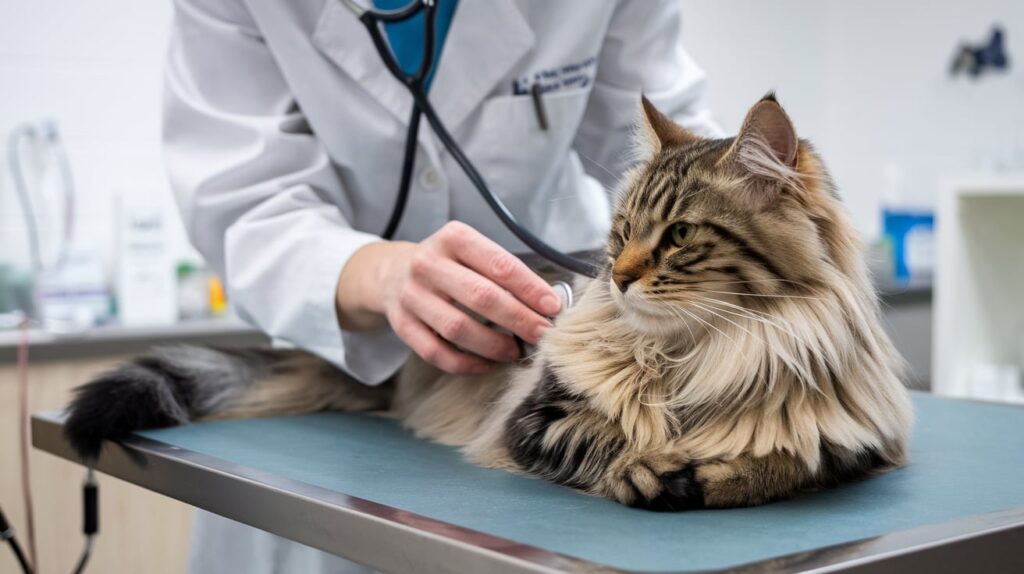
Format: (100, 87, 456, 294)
(0, 266, 35, 324)
(6, 121, 113, 331)
(8, 121, 75, 275)
(115, 194, 177, 327)
(177, 262, 211, 320)
(36, 248, 111, 331)
(341, 0, 601, 279)
(177, 263, 230, 320)
(880, 164, 934, 286)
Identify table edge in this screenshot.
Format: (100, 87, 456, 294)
(31, 409, 1024, 574)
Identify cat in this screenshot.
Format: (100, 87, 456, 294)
(64, 94, 912, 511)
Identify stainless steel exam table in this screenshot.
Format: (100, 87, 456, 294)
(33, 393, 1024, 573)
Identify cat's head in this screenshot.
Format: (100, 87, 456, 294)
(607, 94, 862, 335)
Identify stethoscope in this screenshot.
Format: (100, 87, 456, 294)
(340, 0, 601, 279)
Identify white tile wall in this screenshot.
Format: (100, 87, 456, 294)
(0, 0, 189, 272)
(1, 0, 1022, 272)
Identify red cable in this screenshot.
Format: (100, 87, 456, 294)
(17, 319, 37, 571)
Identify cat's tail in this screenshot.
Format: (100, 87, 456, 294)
(64, 346, 392, 460)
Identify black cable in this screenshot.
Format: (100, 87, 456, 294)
(382, 106, 421, 239)
(358, 0, 424, 24)
(358, 2, 601, 278)
(0, 473, 96, 574)
(373, 1, 435, 239)
(0, 506, 33, 574)
(73, 469, 98, 574)
(72, 538, 93, 574)
(413, 90, 602, 277)
(413, 0, 438, 87)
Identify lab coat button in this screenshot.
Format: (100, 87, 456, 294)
(420, 168, 444, 190)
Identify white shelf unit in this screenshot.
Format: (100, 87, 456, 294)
(934, 174, 1024, 404)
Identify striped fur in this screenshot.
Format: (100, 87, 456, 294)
(65, 95, 911, 510)
(64, 347, 391, 459)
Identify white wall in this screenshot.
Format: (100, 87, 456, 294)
(2, 1, 1022, 274)
(682, 0, 1024, 238)
(681, 1, 831, 146)
(0, 0, 185, 272)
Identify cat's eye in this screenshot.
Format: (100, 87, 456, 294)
(621, 220, 632, 241)
(668, 222, 691, 246)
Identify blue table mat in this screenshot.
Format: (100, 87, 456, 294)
(139, 394, 1024, 572)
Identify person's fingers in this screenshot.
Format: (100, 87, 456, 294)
(388, 307, 492, 375)
(435, 222, 562, 317)
(400, 283, 520, 362)
(417, 257, 551, 345)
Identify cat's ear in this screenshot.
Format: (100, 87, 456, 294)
(637, 95, 699, 156)
(727, 93, 801, 204)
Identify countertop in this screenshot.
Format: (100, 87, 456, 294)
(0, 317, 268, 363)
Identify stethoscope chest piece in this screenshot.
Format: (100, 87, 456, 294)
(549, 281, 574, 314)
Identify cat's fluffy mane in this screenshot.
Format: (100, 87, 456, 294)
(542, 142, 912, 473)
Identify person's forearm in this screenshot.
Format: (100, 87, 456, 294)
(335, 241, 415, 331)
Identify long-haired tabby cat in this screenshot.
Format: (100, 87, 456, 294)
(65, 94, 912, 510)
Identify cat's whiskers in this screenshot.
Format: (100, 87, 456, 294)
(711, 278, 811, 285)
(702, 296, 845, 382)
(663, 278, 817, 291)
(688, 300, 761, 343)
(700, 297, 836, 361)
(669, 304, 737, 347)
(670, 299, 700, 346)
(699, 298, 797, 337)
(699, 299, 815, 356)
(697, 289, 823, 301)
(687, 300, 773, 389)
(655, 304, 765, 408)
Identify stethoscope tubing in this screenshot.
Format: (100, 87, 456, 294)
(352, 0, 601, 278)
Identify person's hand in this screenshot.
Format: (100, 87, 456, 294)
(336, 221, 563, 375)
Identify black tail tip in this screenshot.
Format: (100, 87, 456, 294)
(63, 421, 104, 461)
(63, 362, 189, 460)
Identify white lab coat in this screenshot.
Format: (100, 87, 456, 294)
(165, 0, 717, 571)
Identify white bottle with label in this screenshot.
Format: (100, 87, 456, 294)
(116, 192, 177, 326)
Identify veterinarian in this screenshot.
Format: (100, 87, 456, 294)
(164, 0, 718, 571)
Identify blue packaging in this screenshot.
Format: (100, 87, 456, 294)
(882, 208, 935, 285)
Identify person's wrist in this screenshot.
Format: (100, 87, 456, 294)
(361, 240, 415, 315)
(335, 242, 387, 330)
(336, 240, 414, 330)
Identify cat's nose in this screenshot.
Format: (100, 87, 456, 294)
(613, 241, 650, 293)
(613, 270, 640, 293)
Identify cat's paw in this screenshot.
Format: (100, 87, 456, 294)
(641, 465, 705, 511)
(602, 452, 705, 511)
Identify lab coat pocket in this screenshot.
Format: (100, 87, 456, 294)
(473, 87, 591, 210)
